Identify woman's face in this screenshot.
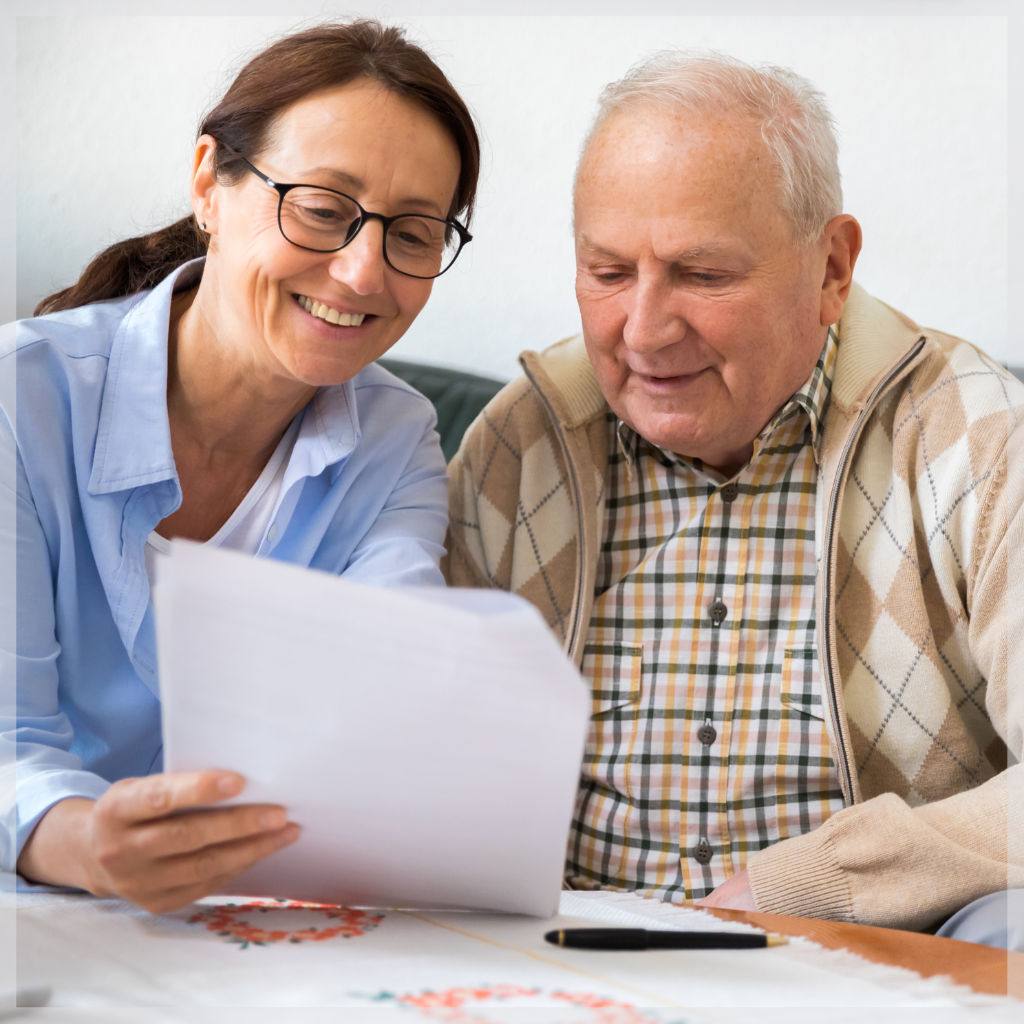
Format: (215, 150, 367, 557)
(194, 79, 462, 386)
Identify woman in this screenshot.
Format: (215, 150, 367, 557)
(2, 20, 478, 911)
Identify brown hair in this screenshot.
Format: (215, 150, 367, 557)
(35, 20, 480, 316)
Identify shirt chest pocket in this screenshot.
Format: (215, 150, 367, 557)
(781, 644, 825, 720)
(582, 643, 643, 717)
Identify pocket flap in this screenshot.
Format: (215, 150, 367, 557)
(582, 643, 642, 716)
(781, 644, 824, 719)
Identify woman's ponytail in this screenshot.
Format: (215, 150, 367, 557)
(34, 216, 207, 316)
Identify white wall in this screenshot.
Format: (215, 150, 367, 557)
(17, 14, 1009, 381)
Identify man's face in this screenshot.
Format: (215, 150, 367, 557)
(574, 108, 832, 473)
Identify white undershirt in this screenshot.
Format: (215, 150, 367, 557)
(144, 413, 302, 593)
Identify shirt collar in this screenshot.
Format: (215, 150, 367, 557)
(284, 381, 359, 487)
(88, 257, 360, 495)
(88, 260, 199, 494)
(758, 321, 839, 465)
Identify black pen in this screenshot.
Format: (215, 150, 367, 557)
(544, 928, 788, 950)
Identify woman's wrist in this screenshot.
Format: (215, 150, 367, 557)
(16, 798, 106, 894)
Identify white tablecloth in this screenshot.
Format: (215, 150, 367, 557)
(4, 888, 1019, 1022)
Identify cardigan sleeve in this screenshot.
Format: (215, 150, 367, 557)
(746, 770, 1023, 930)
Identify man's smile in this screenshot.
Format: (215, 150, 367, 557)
(631, 366, 713, 392)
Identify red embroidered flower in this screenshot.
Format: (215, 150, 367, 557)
(368, 985, 666, 1024)
(186, 900, 384, 949)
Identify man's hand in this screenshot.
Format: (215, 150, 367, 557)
(696, 868, 757, 911)
(17, 771, 299, 914)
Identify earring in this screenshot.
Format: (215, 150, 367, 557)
(201, 222, 207, 230)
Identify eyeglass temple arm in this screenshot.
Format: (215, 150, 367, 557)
(211, 138, 280, 190)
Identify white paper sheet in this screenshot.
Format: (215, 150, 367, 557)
(153, 541, 589, 916)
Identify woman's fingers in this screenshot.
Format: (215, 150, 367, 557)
(128, 875, 248, 915)
(128, 868, 286, 916)
(137, 823, 301, 896)
(101, 771, 245, 826)
(79, 770, 301, 913)
(106, 771, 243, 825)
(130, 804, 288, 858)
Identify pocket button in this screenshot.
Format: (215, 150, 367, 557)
(692, 839, 713, 865)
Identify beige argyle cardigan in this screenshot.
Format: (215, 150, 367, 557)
(444, 283, 1024, 931)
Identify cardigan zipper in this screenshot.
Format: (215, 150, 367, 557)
(820, 337, 926, 804)
(521, 365, 589, 662)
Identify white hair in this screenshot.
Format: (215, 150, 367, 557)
(580, 50, 843, 244)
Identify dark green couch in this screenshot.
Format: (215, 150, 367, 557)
(378, 358, 507, 463)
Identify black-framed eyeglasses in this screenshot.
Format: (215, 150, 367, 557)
(225, 149, 472, 280)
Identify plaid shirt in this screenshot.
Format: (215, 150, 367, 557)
(567, 327, 846, 901)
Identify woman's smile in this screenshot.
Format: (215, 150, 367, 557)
(294, 293, 370, 327)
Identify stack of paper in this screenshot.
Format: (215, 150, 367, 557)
(154, 542, 589, 916)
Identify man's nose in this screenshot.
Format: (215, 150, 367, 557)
(327, 220, 387, 296)
(622, 274, 685, 355)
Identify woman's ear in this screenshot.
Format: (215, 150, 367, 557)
(191, 135, 219, 236)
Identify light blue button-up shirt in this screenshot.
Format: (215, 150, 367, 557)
(0, 259, 449, 882)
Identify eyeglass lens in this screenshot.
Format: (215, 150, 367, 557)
(279, 187, 461, 277)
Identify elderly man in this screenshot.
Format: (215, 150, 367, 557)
(444, 52, 1024, 941)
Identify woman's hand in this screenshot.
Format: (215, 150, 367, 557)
(17, 771, 299, 913)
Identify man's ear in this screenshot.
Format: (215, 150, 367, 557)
(190, 135, 220, 236)
(819, 215, 862, 326)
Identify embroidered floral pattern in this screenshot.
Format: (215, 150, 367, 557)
(187, 899, 384, 950)
(363, 984, 682, 1023)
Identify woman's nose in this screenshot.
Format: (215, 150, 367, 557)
(327, 220, 387, 295)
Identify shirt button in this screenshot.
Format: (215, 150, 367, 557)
(708, 599, 727, 626)
(721, 482, 739, 502)
(692, 839, 713, 865)
(697, 723, 717, 746)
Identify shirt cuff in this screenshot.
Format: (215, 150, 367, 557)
(746, 820, 855, 921)
(0, 869, 83, 894)
(8, 769, 110, 873)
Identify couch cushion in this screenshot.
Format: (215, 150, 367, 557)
(378, 358, 506, 463)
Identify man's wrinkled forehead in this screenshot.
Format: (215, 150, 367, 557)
(578, 100, 761, 181)
(572, 104, 787, 244)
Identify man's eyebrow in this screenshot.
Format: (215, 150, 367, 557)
(303, 167, 445, 217)
(577, 236, 731, 263)
(576, 236, 625, 261)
